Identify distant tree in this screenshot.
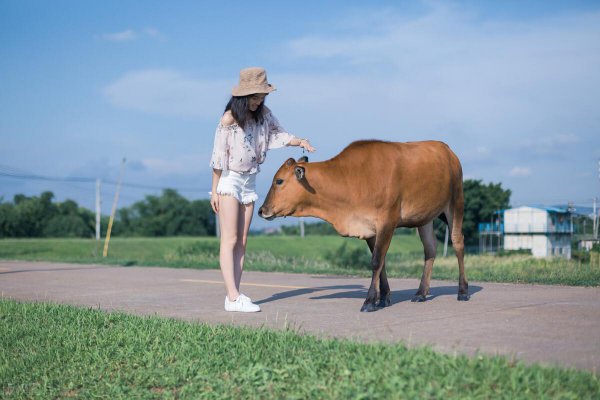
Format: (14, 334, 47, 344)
(572, 215, 594, 235)
(43, 215, 92, 237)
(434, 179, 511, 247)
(43, 199, 95, 237)
(281, 221, 337, 235)
(0, 192, 98, 238)
(116, 189, 215, 237)
(186, 199, 216, 236)
(11, 191, 58, 237)
(0, 189, 226, 238)
(0, 201, 16, 238)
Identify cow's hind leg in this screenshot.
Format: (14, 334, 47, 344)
(412, 221, 437, 302)
(361, 226, 394, 312)
(366, 237, 391, 308)
(447, 207, 470, 301)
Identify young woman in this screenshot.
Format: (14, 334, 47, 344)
(210, 67, 315, 312)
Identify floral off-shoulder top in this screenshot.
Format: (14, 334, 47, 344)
(209, 108, 296, 174)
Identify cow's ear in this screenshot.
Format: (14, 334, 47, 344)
(285, 158, 296, 167)
(297, 156, 309, 163)
(294, 166, 305, 180)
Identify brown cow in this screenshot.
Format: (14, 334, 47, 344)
(258, 140, 469, 312)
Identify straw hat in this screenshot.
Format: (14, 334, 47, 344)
(232, 67, 277, 97)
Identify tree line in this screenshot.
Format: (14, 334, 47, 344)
(0, 189, 215, 238)
(0, 179, 510, 245)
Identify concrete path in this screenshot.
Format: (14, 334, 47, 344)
(1, 260, 599, 372)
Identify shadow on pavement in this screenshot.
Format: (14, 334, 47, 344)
(254, 284, 364, 305)
(0, 266, 107, 275)
(256, 284, 482, 305)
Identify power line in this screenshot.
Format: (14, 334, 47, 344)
(0, 171, 94, 183)
(0, 164, 211, 193)
(103, 179, 207, 193)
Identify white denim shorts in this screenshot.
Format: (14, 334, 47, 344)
(214, 170, 258, 205)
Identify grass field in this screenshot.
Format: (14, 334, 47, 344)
(1, 236, 599, 286)
(2, 300, 598, 399)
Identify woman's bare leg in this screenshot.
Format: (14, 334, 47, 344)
(218, 195, 242, 301)
(234, 201, 254, 290)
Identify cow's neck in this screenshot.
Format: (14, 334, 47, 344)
(295, 160, 352, 228)
(295, 160, 377, 239)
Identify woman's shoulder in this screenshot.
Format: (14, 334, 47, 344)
(262, 106, 276, 123)
(263, 105, 273, 116)
(220, 110, 236, 127)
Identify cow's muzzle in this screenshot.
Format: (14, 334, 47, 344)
(258, 206, 276, 221)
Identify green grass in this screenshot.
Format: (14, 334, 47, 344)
(0, 235, 422, 262)
(1, 236, 599, 286)
(1, 300, 598, 399)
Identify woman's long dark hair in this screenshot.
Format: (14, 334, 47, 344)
(224, 95, 265, 129)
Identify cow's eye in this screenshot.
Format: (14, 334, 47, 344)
(275, 179, 284, 185)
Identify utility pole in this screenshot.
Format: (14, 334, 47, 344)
(299, 217, 305, 238)
(95, 179, 101, 240)
(568, 201, 575, 239)
(490, 213, 494, 252)
(443, 225, 449, 257)
(597, 158, 600, 239)
(594, 197, 598, 239)
(103, 158, 126, 258)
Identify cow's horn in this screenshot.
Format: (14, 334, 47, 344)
(294, 166, 305, 180)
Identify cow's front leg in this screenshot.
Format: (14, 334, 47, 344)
(365, 237, 391, 310)
(361, 227, 394, 312)
(377, 267, 391, 308)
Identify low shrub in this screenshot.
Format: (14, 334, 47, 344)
(325, 242, 371, 269)
(175, 241, 219, 257)
(496, 248, 532, 257)
(571, 249, 590, 262)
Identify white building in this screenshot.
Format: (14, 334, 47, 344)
(503, 206, 572, 259)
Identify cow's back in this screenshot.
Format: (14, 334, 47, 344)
(329, 140, 462, 225)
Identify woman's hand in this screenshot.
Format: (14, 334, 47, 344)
(210, 193, 219, 213)
(211, 169, 222, 214)
(299, 138, 316, 153)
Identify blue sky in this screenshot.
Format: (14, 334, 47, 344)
(1, 0, 600, 228)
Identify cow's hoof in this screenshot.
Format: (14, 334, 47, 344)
(360, 302, 380, 312)
(457, 293, 470, 301)
(411, 294, 427, 302)
(376, 297, 391, 308)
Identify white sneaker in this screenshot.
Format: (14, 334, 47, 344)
(224, 293, 261, 313)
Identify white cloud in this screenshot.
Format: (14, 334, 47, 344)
(97, 28, 164, 42)
(282, 5, 600, 147)
(509, 166, 532, 177)
(542, 133, 581, 146)
(519, 133, 583, 157)
(141, 156, 203, 176)
(102, 69, 229, 118)
(143, 28, 162, 38)
(476, 146, 489, 155)
(98, 29, 137, 42)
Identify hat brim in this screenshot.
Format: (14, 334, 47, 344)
(232, 84, 277, 97)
